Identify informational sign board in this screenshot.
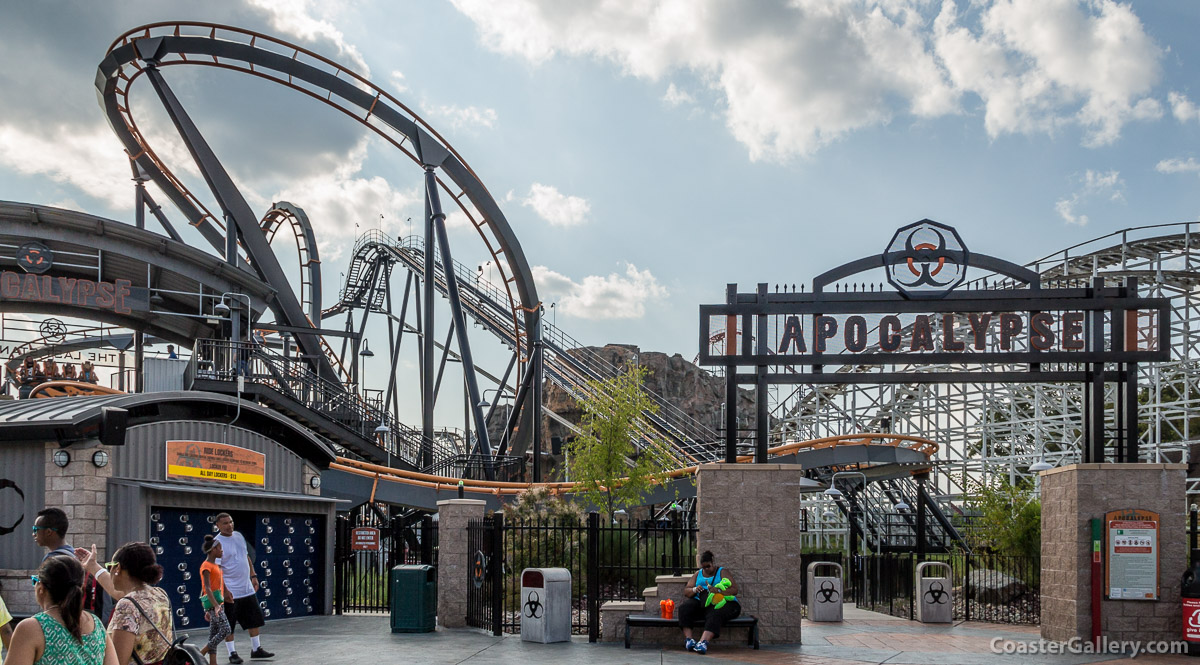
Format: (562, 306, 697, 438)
(350, 526, 381, 551)
(165, 440, 266, 487)
(1105, 509, 1160, 600)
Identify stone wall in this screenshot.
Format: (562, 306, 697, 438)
(696, 464, 803, 644)
(44, 442, 112, 556)
(436, 499, 486, 629)
(1041, 463, 1186, 644)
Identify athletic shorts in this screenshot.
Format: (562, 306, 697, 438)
(223, 595, 265, 631)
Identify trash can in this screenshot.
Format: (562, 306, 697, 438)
(520, 568, 571, 643)
(1182, 558, 1200, 656)
(806, 561, 843, 622)
(390, 564, 436, 633)
(915, 561, 952, 624)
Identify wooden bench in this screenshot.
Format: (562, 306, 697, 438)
(624, 614, 759, 649)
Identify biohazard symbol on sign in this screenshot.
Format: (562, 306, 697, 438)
(816, 580, 840, 603)
(472, 551, 487, 589)
(17, 242, 54, 275)
(923, 581, 948, 605)
(523, 590, 544, 619)
(884, 220, 968, 299)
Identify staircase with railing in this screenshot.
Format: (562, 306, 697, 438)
(831, 477, 968, 553)
(333, 230, 725, 464)
(191, 339, 459, 469)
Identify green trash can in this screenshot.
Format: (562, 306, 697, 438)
(390, 564, 437, 633)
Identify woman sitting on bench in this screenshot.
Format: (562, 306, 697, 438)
(678, 550, 740, 654)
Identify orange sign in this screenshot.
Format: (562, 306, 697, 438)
(166, 440, 266, 487)
(351, 527, 381, 551)
(1104, 508, 1160, 600)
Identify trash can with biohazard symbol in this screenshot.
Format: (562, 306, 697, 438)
(1182, 558, 1200, 656)
(915, 561, 953, 623)
(806, 561, 843, 622)
(520, 568, 571, 643)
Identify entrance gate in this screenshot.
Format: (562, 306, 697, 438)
(333, 504, 436, 614)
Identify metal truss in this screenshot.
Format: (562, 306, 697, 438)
(769, 223, 1200, 497)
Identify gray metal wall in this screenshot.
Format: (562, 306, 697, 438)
(116, 421, 305, 493)
(105, 480, 337, 616)
(0, 442, 47, 569)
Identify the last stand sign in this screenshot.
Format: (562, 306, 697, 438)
(698, 220, 1172, 383)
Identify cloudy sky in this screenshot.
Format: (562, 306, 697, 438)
(2, 0, 1200, 375)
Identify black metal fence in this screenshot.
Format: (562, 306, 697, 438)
(334, 506, 437, 614)
(465, 514, 698, 639)
(856, 552, 1040, 624)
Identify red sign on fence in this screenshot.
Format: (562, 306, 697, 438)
(351, 527, 381, 551)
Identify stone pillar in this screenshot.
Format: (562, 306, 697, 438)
(1041, 463, 1186, 643)
(696, 463, 804, 644)
(436, 499, 486, 628)
(44, 443, 112, 556)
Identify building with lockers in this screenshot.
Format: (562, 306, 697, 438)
(0, 391, 338, 629)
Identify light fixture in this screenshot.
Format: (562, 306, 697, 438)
(149, 292, 165, 306)
(214, 300, 231, 316)
(309, 475, 321, 490)
(479, 388, 499, 409)
(374, 423, 390, 435)
(823, 487, 843, 498)
(53, 449, 70, 468)
(821, 510, 837, 521)
(360, 341, 374, 358)
(1029, 459, 1055, 473)
(894, 500, 910, 511)
(91, 450, 109, 468)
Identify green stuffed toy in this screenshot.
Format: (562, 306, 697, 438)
(704, 578, 733, 609)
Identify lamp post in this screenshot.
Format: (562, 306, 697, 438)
(824, 470, 868, 562)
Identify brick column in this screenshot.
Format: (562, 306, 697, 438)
(697, 463, 804, 644)
(44, 443, 112, 556)
(436, 499, 486, 628)
(1041, 463, 1186, 643)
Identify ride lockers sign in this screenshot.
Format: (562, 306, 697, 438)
(166, 440, 266, 487)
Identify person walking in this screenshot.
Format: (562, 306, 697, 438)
(213, 513, 273, 662)
(1, 579, 14, 657)
(36, 508, 106, 617)
(3, 555, 118, 665)
(200, 535, 232, 665)
(677, 551, 742, 655)
(78, 543, 173, 665)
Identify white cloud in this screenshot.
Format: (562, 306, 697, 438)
(1055, 169, 1124, 226)
(1169, 92, 1200, 123)
(0, 125, 130, 209)
(533, 263, 668, 319)
(449, 0, 1163, 160)
(421, 104, 498, 131)
(388, 70, 408, 94)
(265, 137, 421, 260)
(1156, 157, 1200, 174)
(662, 83, 694, 107)
(247, 0, 370, 75)
(521, 183, 590, 227)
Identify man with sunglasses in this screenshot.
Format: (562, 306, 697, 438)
(34, 507, 106, 619)
(32, 508, 73, 560)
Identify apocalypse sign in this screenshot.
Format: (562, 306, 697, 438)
(699, 219, 1171, 380)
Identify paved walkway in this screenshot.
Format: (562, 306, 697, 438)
(198, 606, 1196, 664)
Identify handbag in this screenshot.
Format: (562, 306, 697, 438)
(125, 596, 204, 665)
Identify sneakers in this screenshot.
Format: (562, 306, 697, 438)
(228, 653, 244, 665)
(693, 640, 709, 655)
(684, 638, 697, 651)
(250, 648, 275, 659)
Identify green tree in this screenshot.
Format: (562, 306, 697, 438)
(566, 365, 677, 517)
(961, 475, 1042, 559)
